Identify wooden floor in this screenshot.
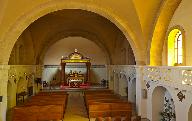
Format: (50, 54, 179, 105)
(64, 92, 89, 121)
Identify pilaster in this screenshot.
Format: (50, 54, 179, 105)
(0, 65, 10, 121)
(135, 66, 147, 118)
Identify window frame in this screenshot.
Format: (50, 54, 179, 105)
(167, 26, 185, 66)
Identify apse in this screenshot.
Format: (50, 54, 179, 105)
(43, 37, 107, 65)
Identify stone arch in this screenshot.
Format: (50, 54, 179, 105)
(1, 1, 140, 65)
(0, 0, 8, 24)
(16, 77, 28, 94)
(149, 0, 182, 65)
(152, 86, 176, 121)
(37, 30, 112, 65)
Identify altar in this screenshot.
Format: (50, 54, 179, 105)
(60, 49, 91, 88)
(67, 71, 85, 87)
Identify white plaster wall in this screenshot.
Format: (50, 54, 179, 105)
(118, 77, 128, 96)
(151, 86, 176, 121)
(44, 37, 107, 65)
(128, 78, 136, 103)
(146, 81, 190, 121)
(188, 105, 192, 121)
(107, 66, 114, 90)
(135, 66, 147, 118)
(152, 86, 166, 121)
(42, 65, 107, 84)
(114, 73, 120, 94)
(90, 67, 107, 84)
(107, 65, 136, 100)
(42, 66, 60, 82)
(107, 65, 192, 121)
(140, 66, 192, 121)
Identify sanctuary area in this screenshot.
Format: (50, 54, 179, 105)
(1, 0, 192, 121)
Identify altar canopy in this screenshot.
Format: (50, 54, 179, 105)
(60, 49, 91, 87)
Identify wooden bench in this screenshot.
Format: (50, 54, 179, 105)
(13, 92, 68, 121)
(85, 97, 121, 109)
(13, 105, 64, 121)
(38, 105, 64, 121)
(13, 106, 38, 121)
(84, 89, 113, 93)
(88, 102, 132, 121)
(84, 90, 132, 121)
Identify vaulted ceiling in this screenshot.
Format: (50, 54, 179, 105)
(9, 9, 135, 65)
(0, 0, 181, 65)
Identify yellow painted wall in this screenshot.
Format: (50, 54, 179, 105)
(133, 0, 164, 41)
(44, 37, 107, 65)
(0, 0, 147, 65)
(0, 1, 188, 121)
(167, 0, 192, 65)
(7, 65, 42, 109)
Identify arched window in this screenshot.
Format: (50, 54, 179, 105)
(168, 28, 184, 66)
(174, 31, 182, 64)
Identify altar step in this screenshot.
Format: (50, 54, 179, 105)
(42, 85, 108, 92)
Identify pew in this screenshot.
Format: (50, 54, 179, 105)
(13, 106, 38, 121)
(13, 91, 68, 121)
(88, 102, 132, 121)
(84, 90, 114, 96)
(84, 90, 132, 121)
(35, 91, 66, 95)
(85, 97, 121, 109)
(38, 105, 64, 121)
(13, 105, 64, 121)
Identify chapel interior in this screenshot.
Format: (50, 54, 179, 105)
(0, 0, 192, 121)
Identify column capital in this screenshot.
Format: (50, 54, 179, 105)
(0, 65, 10, 83)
